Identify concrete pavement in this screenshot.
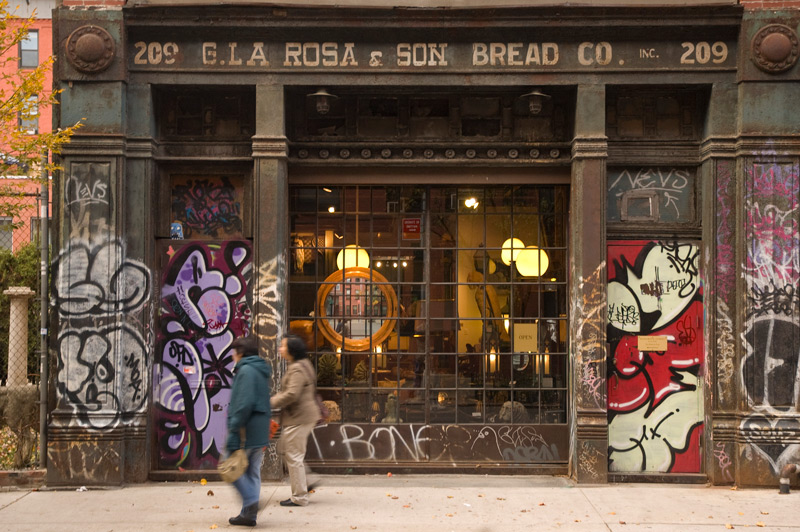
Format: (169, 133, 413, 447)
(1, 475, 798, 531)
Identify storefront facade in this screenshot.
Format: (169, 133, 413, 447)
(47, 1, 800, 488)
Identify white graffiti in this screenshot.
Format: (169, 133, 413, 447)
(56, 324, 148, 430)
(745, 202, 800, 291)
(53, 236, 152, 431)
(609, 167, 691, 218)
(54, 239, 150, 317)
(609, 372, 701, 472)
(715, 299, 735, 404)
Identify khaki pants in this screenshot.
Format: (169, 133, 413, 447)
(278, 422, 316, 505)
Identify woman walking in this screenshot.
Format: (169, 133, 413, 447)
(271, 334, 320, 507)
(226, 336, 272, 526)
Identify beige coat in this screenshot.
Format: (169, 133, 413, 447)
(270, 358, 319, 427)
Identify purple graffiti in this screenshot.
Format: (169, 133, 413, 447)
(154, 241, 252, 470)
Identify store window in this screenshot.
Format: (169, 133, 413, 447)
(289, 185, 569, 426)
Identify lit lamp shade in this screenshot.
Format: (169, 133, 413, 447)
(336, 245, 370, 269)
(515, 246, 549, 277)
(501, 238, 525, 265)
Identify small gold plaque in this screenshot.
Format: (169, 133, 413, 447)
(638, 335, 668, 351)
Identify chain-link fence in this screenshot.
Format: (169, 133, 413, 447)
(0, 179, 45, 470)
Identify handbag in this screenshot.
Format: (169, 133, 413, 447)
(218, 428, 248, 483)
(300, 361, 329, 425)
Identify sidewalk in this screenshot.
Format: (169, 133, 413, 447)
(1, 475, 798, 532)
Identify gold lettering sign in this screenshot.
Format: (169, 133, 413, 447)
(514, 323, 539, 352)
(638, 335, 668, 351)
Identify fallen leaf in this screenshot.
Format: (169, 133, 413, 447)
(619, 521, 626, 525)
(186, 490, 192, 494)
(386, 493, 392, 497)
(731, 486, 738, 491)
(725, 524, 734, 529)
(309, 490, 316, 494)
(574, 520, 581, 523)
(336, 491, 343, 495)
(387, 472, 392, 477)
(403, 505, 411, 508)
(447, 495, 454, 499)
(391, 496, 399, 500)
(200, 479, 207, 486)
(539, 503, 546, 506)
(756, 523, 765, 528)
(609, 512, 616, 515)
(210, 525, 218, 530)
(211, 505, 219, 509)
(350, 527, 358, 530)
(207, 490, 214, 496)
(446, 513, 454, 517)
(760, 511, 769, 515)
(738, 512, 744, 516)
(521, 510, 527, 513)
(496, 497, 505, 501)
(478, 494, 485, 498)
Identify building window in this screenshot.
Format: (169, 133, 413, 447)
(289, 185, 569, 426)
(19, 31, 38, 68)
(30, 216, 50, 243)
(19, 96, 38, 135)
(0, 217, 12, 250)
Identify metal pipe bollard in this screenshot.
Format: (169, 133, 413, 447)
(779, 464, 798, 494)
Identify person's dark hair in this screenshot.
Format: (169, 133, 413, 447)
(231, 336, 258, 357)
(283, 334, 309, 361)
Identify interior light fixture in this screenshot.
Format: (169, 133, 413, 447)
(515, 246, 550, 277)
(307, 88, 338, 115)
(464, 197, 479, 209)
(501, 238, 525, 265)
(336, 245, 370, 269)
(328, 206, 336, 213)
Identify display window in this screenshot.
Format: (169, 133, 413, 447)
(289, 184, 569, 426)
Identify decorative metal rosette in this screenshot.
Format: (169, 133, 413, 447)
(66, 25, 116, 73)
(751, 24, 799, 73)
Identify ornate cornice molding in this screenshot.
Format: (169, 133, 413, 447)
(289, 142, 571, 165)
(571, 137, 608, 159)
(60, 135, 126, 156)
(252, 135, 289, 159)
(736, 136, 800, 157)
(700, 137, 737, 160)
(125, 137, 159, 159)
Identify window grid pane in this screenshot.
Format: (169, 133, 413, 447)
(289, 185, 568, 426)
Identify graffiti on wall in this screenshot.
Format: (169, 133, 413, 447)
(607, 241, 703, 472)
(154, 241, 252, 469)
(741, 161, 800, 473)
(607, 167, 694, 223)
(170, 176, 243, 239)
(64, 162, 112, 240)
(715, 160, 736, 408)
(252, 256, 286, 391)
(53, 238, 151, 429)
(306, 424, 561, 464)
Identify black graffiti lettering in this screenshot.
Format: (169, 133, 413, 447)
(747, 282, 800, 317)
(608, 303, 639, 326)
(125, 353, 143, 402)
(168, 341, 194, 366)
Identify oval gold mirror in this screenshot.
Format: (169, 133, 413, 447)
(317, 267, 398, 352)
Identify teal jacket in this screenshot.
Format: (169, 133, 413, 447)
(226, 355, 272, 452)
